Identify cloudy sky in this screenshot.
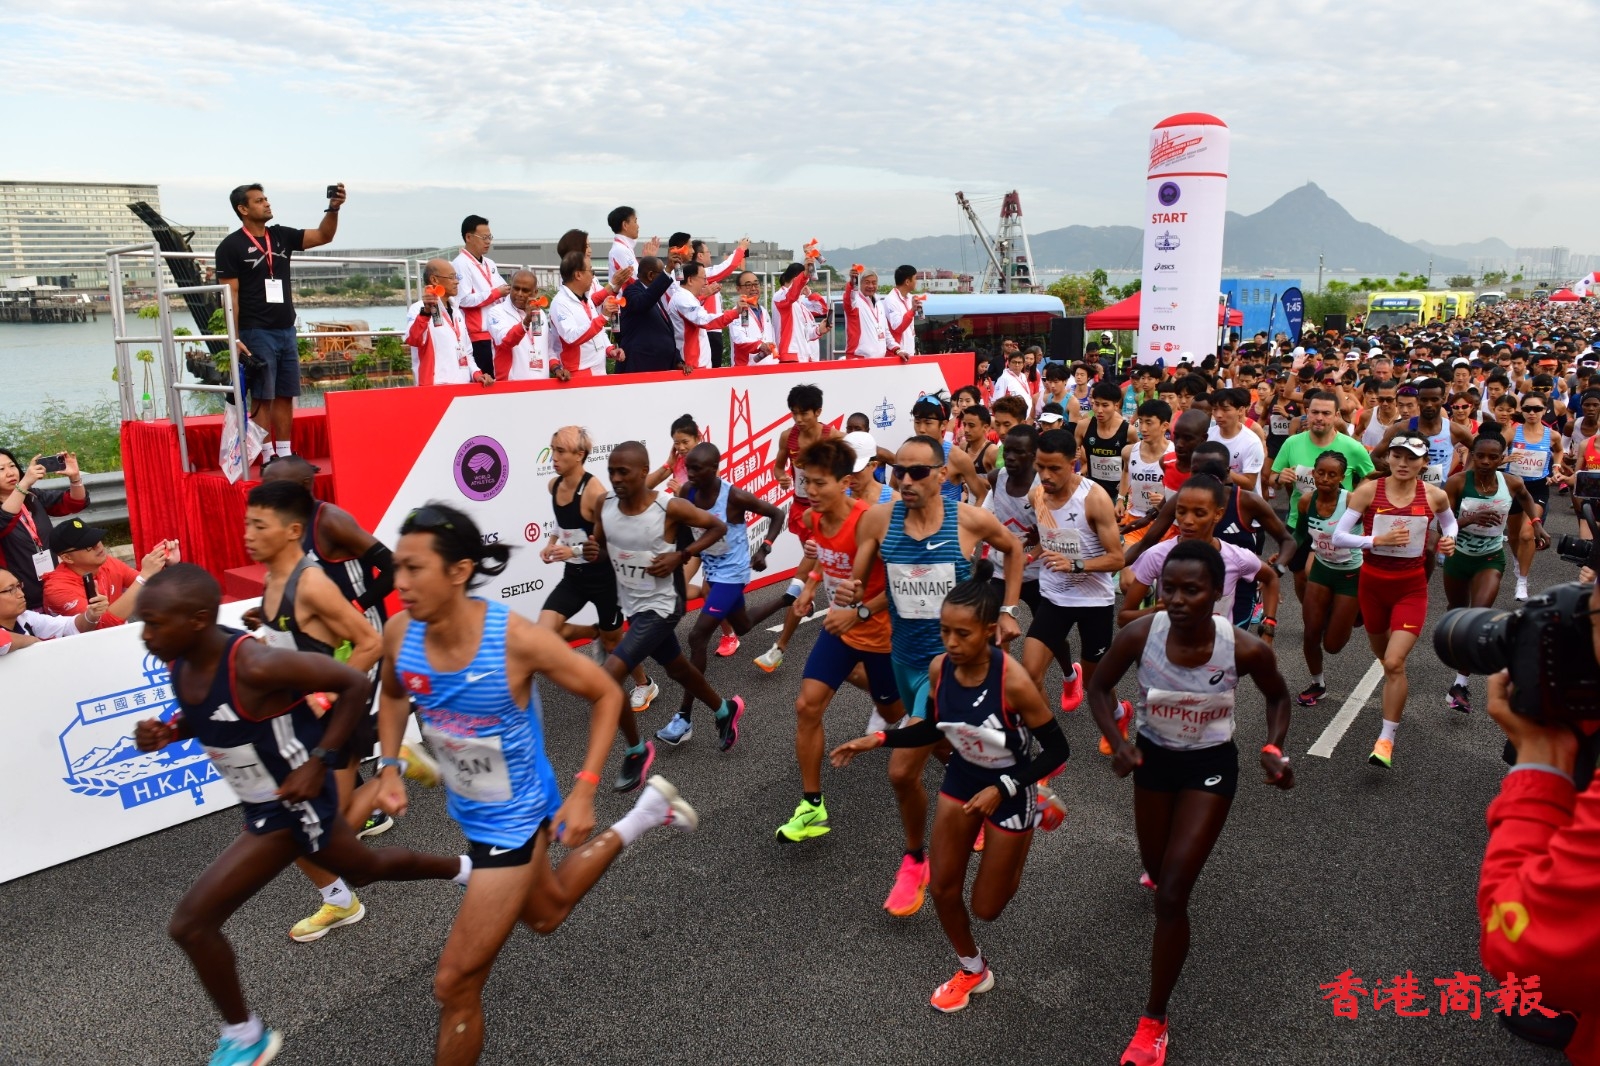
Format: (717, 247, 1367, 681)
(2, 0, 1595, 254)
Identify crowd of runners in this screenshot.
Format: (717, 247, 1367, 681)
(116, 295, 1600, 1066)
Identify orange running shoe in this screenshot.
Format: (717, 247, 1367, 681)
(883, 854, 929, 916)
(930, 965, 994, 1013)
(1100, 697, 1133, 756)
(1060, 662, 1084, 712)
(1369, 737, 1394, 769)
(1120, 1016, 1169, 1065)
(1037, 786, 1067, 831)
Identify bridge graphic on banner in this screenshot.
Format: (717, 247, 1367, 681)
(58, 654, 217, 808)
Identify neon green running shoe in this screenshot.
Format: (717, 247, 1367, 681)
(775, 798, 831, 842)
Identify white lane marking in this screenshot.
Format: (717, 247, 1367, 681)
(1307, 659, 1385, 759)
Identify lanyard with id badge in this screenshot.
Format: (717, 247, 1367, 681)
(16, 506, 53, 580)
(243, 229, 284, 303)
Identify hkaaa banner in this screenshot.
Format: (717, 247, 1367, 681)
(1137, 113, 1230, 369)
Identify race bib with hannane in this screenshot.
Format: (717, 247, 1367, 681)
(886, 562, 956, 620)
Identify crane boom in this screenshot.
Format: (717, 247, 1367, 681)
(956, 191, 1009, 292)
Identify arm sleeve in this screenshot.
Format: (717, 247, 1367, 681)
(879, 716, 942, 747)
(1003, 717, 1069, 789)
(355, 542, 394, 611)
(1329, 505, 1373, 550)
(1477, 769, 1600, 1011)
(1435, 507, 1459, 539)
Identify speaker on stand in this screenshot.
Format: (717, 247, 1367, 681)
(1049, 316, 1085, 367)
(1323, 313, 1348, 336)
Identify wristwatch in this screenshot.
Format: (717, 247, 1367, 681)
(309, 746, 333, 763)
(998, 604, 1019, 618)
(1070, 559, 1085, 574)
(855, 603, 872, 621)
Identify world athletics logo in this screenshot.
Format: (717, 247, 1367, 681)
(59, 654, 217, 807)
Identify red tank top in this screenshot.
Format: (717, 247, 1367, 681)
(1362, 477, 1430, 573)
(807, 500, 891, 653)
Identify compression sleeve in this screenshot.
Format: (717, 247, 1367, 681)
(999, 717, 1070, 792)
(356, 542, 395, 610)
(1435, 508, 1459, 540)
(1329, 506, 1373, 550)
(879, 717, 942, 748)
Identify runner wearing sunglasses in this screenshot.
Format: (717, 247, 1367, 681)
(1505, 394, 1562, 600)
(830, 434, 1025, 918)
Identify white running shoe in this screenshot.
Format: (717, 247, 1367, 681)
(631, 678, 660, 713)
(642, 775, 700, 832)
(1515, 577, 1529, 602)
(754, 644, 784, 673)
(865, 708, 890, 734)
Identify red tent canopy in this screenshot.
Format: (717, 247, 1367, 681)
(1548, 288, 1581, 302)
(1084, 291, 1243, 331)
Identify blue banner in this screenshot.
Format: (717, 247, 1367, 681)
(1281, 286, 1305, 344)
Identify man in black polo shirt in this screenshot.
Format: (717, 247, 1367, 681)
(215, 182, 346, 463)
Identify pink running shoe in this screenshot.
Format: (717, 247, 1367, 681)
(1060, 663, 1084, 712)
(883, 854, 929, 917)
(716, 632, 741, 658)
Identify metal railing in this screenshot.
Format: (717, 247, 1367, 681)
(32, 470, 128, 527)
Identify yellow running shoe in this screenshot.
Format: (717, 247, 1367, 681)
(1369, 738, 1394, 769)
(289, 896, 365, 943)
(401, 743, 440, 787)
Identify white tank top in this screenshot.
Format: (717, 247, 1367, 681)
(601, 493, 680, 618)
(1361, 409, 1397, 448)
(1136, 611, 1238, 751)
(1126, 442, 1175, 518)
(1037, 478, 1113, 607)
(987, 468, 1041, 581)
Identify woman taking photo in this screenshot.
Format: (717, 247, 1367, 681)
(0, 447, 88, 609)
(1087, 540, 1293, 1066)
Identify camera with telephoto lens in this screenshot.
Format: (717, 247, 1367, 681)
(1556, 475, 1600, 569)
(1433, 582, 1600, 721)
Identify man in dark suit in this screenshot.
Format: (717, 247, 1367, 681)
(617, 256, 680, 374)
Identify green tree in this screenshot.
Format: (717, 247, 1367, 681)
(1481, 270, 1508, 286)
(1511, 273, 1524, 283)
(343, 274, 369, 291)
(1045, 274, 1107, 315)
(1447, 275, 1475, 288)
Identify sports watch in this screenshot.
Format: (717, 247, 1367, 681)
(855, 603, 872, 621)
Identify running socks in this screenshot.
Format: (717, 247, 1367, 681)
(1453, 673, 1469, 688)
(1311, 673, 1325, 687)
(958, 952, 985, 975)
(320, 879, 353, 909)
(716, 699, 734, 721)
(612, 785, 671, 846)
(1379, 720, 1400, 744)
(905, 848, 926, 863)
(453, 856, 473, 886)
(803, 792, 823, 807)
(626, 740, 648, 756)
(1062, 664, 1078, 684)
(222, 1014, 265, 1047)
(273, 441, 292, 459)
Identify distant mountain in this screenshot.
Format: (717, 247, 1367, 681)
(826, 182, 1474, 277)
(1411, 237, 1517, 264)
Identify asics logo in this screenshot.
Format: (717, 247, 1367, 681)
(487, 845, 515, 857)
(466, 670, 493, 683)
(925, 541, 951, 551)
(1208, 670, 1226, 685)
(1204, 775, 1223, 786)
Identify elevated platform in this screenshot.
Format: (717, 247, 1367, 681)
(122, 408, 335, 579)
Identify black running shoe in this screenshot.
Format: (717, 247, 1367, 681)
(1296, 682, 1326, 707)
(716, 696, 746, 752)
(1447, 683, 1471, 714)
(613, 741, 656, 793)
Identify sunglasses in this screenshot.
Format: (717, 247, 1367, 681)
(892, 464, 938, 482)
(403, 506, 455, 533)
(1451, 404, 1473, 411)
(1522, 406, 1546, 414)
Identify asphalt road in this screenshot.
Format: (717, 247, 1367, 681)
(2, 490, 1588, 1066)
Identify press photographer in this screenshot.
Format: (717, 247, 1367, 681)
(1434, 570, 1600, 1064)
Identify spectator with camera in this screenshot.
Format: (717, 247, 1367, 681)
(41, 519, 175, 629)
(0, 567, 105, 655)
(0, 448, 88, 610)
(215, 182, 346, 464)
(405, 259, 489, 387)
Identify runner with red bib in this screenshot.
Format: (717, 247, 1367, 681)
(1330, 434, 1459, 769)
